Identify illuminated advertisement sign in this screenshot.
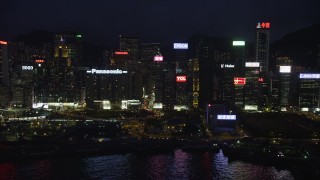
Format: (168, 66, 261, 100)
(217, 115, 236, 120)
(221, 64, 235, 68)
(0, 41, 8, 45)
(245, 62, 260, 67)
(35, 59, 45, 63)
(299, 73, 320, 79)
(22, 66, 33, 70)
(176, 76, 187, 82)
(279, 66, 291, 73)
(173, 43, 188, 49)
(245, 105, 258, 110)
(258, 78, 264, 82)
(115, 51, 128, 55)
(234, 77, 246, 85)
(256, 22, 270, 29)
(154, 55, 163, 62)
(232, 41, 245, 46)
(86, 69, 128, 74)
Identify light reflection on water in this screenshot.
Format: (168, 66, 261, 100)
(0, 149, 296, 180)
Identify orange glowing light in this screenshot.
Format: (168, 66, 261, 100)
(115, 51, 128, 55)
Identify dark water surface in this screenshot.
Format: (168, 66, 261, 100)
(0, 150, 300, 180)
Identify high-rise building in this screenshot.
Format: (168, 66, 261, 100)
(173, 43, 189, 109)
(188, 58, 200, 109)
(277, 57, 293, 111)
(119, 36, 142, 100)
(244, 62, 260, 111)
(298, 73, 320, 112)
(255, 22, 271, 75)
(52, 32, 82, 103)
(140, 43, 161, 99)
(255, 22, 271, 110)
(0, 41, 10, 108)
(0, 41, 10, 86)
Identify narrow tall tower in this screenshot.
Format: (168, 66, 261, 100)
(255, 22, 271, 75)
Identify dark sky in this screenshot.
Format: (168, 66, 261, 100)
(1, 0, 320, 47)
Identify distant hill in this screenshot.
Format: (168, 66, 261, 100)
(271, 23, 320, 67)
(13, 30, 54, 46)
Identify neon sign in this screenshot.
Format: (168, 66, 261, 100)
(299, 73, 320, 79)
(245, 62, 260, 67)
(22, 66, 33, 70)
(221, 64, 235, 68)
(173, 43, 188, 49)
(176, 76, 187, 82)
(115, 51, 128, 55)
(217, 115, 236, 120)
(35, 59, 45, 63)
(86, 69, 128, 74)
(0, 41, 8, 45)
(232, 41, 245, 46)
(154, 55, 163, 62)
(279, 66, 291, 73)
(258, 78, 264, 82)
(234, 77, 246, 85)
(256, 22, 270, 29)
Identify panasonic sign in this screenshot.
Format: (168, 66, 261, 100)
(86, 69, 128, 74)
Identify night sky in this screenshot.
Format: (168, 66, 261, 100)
(1, 0, 320, 47)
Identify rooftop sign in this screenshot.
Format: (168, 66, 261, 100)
(173, 43, 188, 49)
(245, 62, 260, 68)
(256, 22, 270, 29)
(232, 41, 245, 46)
(86, 69, 128, 74)
(217, 115, 236, 120)
(299, 73, 320, 79)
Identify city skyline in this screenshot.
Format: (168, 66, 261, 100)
(1, 0, 320, 47)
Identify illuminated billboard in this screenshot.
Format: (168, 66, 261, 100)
(217, 115, 236, 120)
(35, 59, 45, 63)
(115, 51, 128, 55)
(86, 69, 128, 74)
(258, 78, 264, 82)
(256, 22, 270, 29)
(234, 77, 246, 85)
(173, 43, 188, 49)
(176, 76, 187, 83)
(232, 41, 245, 46)
(245, 62, 260, 67)
(154, 55, 163, 62)
(244, 105, 258, 110)
(220, 64, 235, 68)
(299, 73, 320, 79)
(279, 66, 291, 73)
(0, 41, 8, 45)
(22, 66, 33, 70)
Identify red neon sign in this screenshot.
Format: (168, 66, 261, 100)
(154, 55, 163, 62)
(258, 78, 264, 82)
(176, 76, 187, 83)
(35, 59, 45, 63)
(256, 22, 270, 29)
(0, 41, 8, 45)
(115, 51, 128, 55)
(234, 78, 246, 85)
